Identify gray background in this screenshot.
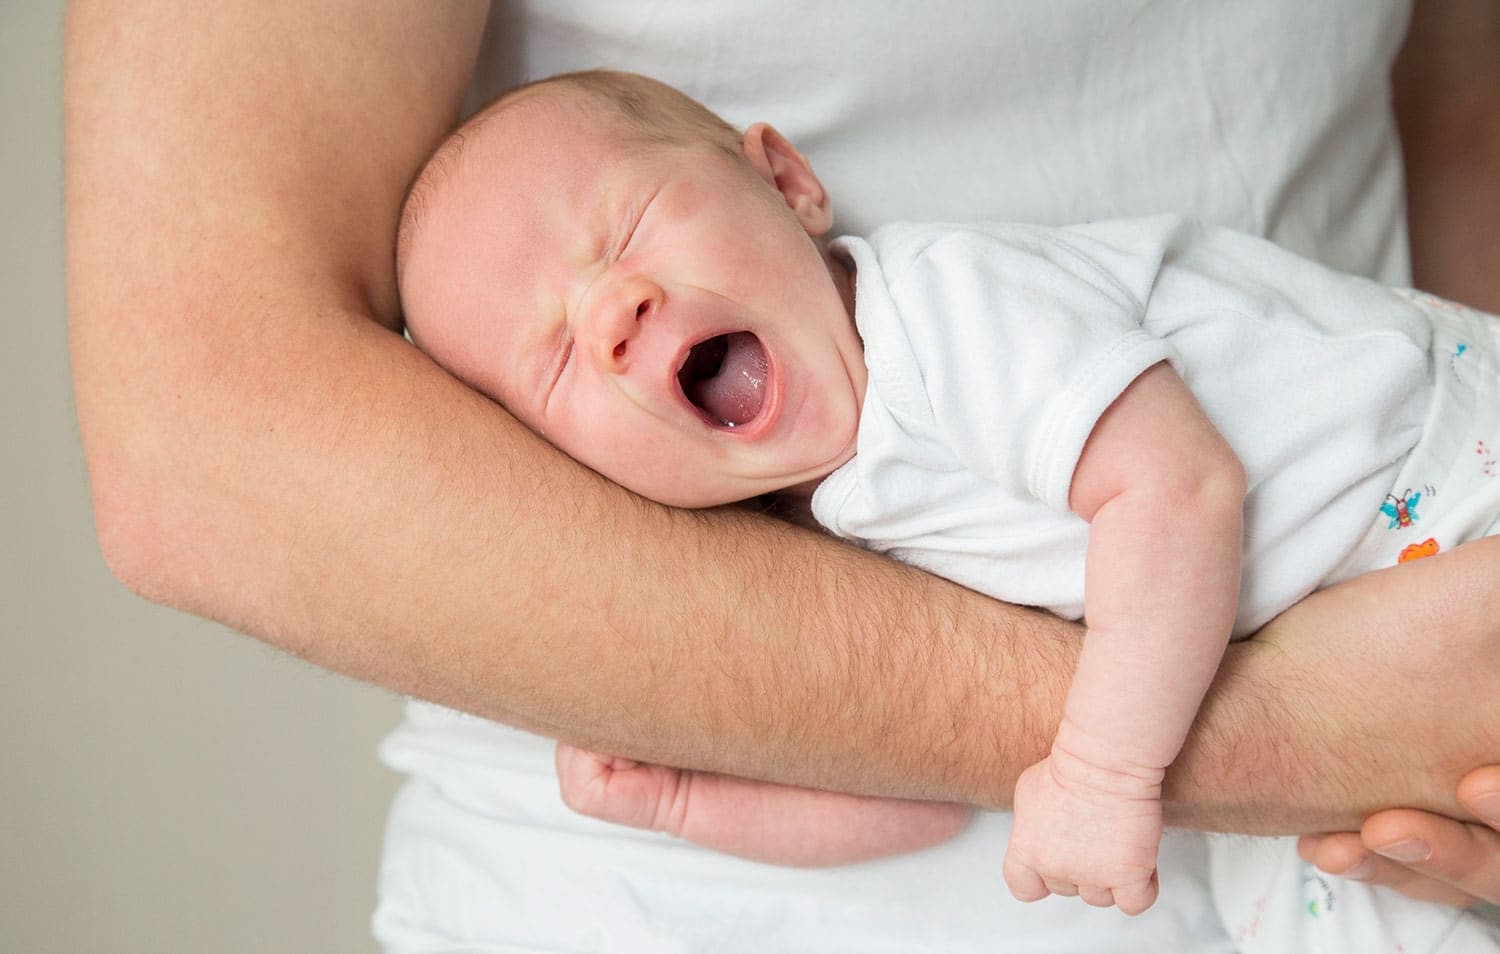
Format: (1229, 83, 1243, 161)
(4, 4, 404, 950)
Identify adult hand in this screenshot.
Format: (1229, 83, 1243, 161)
(1169, 536, 1500, 835)
(1298, 766, 1500, 908)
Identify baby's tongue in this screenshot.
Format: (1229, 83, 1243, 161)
(688, 332, 768, 426)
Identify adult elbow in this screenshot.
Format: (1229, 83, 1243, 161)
(81, 437, 184, 608)
(71, 334, 206, 609)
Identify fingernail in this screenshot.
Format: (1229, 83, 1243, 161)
(1373, 838, 1432, 864)
(1342, 859, 1376, 881)
(1469, 791, 1500, 826)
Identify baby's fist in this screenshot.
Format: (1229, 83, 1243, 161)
(1004, 755, 1163, 915)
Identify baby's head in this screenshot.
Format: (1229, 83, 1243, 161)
(397, 70, 865, 508)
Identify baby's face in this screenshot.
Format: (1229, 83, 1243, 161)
(402, 92, 865, 506)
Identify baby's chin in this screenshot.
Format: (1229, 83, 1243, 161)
(759, 440, 859, 503)
(631, 467, 809, 511)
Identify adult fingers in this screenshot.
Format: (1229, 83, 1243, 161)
(1298, 831, 1478, 907)
(1360, 770, 1500, 906)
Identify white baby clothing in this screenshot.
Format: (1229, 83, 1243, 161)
(816, 219, 1500, 954)
(1211, 836, 1500, 954)
(817, 218, 1499, 635)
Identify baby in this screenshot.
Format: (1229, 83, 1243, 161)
(395, 70, 1500, 927)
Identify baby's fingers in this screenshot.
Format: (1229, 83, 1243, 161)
(1043, 877, 1079, 898)
(1002, 852, 1051, 903)
(554, 743, 615, 804)
(1077, 885, 1114, 907)
(1111, 873, 1159, 916)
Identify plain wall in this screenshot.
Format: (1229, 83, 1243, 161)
(3, 4, 404, 951)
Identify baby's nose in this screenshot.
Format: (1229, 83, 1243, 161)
(590, 278, 660, 371)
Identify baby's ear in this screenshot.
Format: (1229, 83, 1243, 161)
(741, 123, 832, 237)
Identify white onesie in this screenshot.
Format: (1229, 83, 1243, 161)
(816, 219, 1500, 954)
(817, 218, 1499, 633)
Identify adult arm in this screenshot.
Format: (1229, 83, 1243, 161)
(65, 0, 1497, 832)
(64, 0, 1081, 804)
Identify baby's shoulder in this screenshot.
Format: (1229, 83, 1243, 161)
(863, 218, 1175, 319)
(863, 221, 1052, 272)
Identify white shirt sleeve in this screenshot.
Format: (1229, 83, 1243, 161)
(864, 222, 1180, 512)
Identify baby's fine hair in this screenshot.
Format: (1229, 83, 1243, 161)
(502, 69, 744, 157)
(397, 70, 743, 279)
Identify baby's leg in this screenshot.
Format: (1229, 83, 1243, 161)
(555, 743, 970, 867)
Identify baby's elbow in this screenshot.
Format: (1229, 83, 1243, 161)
(1145, 441, 1245, 526)
(1188, 446, 1248, 523)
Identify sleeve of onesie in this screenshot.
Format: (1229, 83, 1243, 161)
(879, 223, 1179, 513)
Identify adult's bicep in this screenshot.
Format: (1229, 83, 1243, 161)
(64, 1, 490, 589)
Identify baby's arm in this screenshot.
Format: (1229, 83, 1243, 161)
(555, 744, 971, 867)
(1003, 362, 1245, 915)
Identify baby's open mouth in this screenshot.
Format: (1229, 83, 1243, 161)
(677, 332, 768, 428)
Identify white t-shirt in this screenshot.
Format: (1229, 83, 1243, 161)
(376, 2, 1415, 951)
(465, 0, 1411, 281)
(816, 218, 1432, 636)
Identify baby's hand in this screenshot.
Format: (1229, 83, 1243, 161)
(1003, 747, 1164, 916)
